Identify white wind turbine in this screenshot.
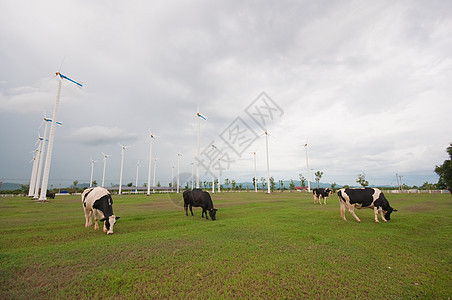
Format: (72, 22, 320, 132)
(89, 158, 98, 188)
(177, 153, 182, 193)
(101, 152, 111, 187)
(264, 131, 271, 194)
(304, 138, 311, 192)
(147, 131, 158, 195)
(39, 71, 82, 201)
(171, 165, 175, 192)
(217, 158, 221, 193)
(135, 160, 141, 193)
(211, 145, 217, 194)
(34, 118, 62, 199)
(118, 143, 130, 195)
(28, 148, 39, 197)
(252, 151, 257, 192)
(152, 158, 158, 193)
(196, 104, 207, 188)
(190, 162, 194, 190)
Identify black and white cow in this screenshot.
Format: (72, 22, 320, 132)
(183, 188, 218, 220)
(313, 188, 333, 204)
(337, 188, 397, 223)
(81, 187, 120, 234)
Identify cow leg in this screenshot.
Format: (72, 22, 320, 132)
(323, 196, 327, 205)
(340, 201, 347, 221)
(184, 203, 188, 216)
(204, 208, 209, 220)
(347, 205, 361, 223)
(313, 195, 318, 204)
(189, 205, 194, 216)
(84, 207, 92, 227)
(93, 209, 100, 230)
(373, 207, 380, 223)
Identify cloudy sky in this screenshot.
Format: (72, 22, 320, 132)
(1, 0, 451, 188)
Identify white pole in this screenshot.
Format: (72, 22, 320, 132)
(253, 152, 257, 192)
(218, 159, 221, 193)
(39, 77, 62, 201)
(34, 121, 50, 198)
(153, 158, 157, 193)
(177, 154, 181, 193)
(211, 165, 215, 194)
(135, 161, 140, 193)
(191, 163, 194, 190)
(28, 150, 39, 196)
(171, 165, 174, 192)
(147, 134, 153, 195)
(89, 159, 95, 188)
(265, 132, 270, 194)
(102, 154, 107, 187)
(119, 146, 125, 195)
(196, 104, 200, 188)
(305, 144, 311, 192)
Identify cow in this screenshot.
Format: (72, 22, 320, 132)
(183, 188, 218, 220)
(313, 188, 333, 204)
(337, 188, 397, 223)
(81, 187, 120, 234)
(46, 192, 55, 199)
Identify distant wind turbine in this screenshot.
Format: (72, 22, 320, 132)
(147, 131, 158, 195)
(196, 104, 207, 188)
(152, 158, 158, 193)
(39, 70, 81, 201)
(101, 152, 111, 187)
(28, 149, 39, 197)
(89, 158, 98, 188)
(304, 137, 311, 192)
(211, 144, 217, 194)
(135, 160, 141, 193)
(177, 153, 182, 193)
(118, 143, 130, 195)
(264, 131, 271, 194)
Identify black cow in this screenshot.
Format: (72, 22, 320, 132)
(337, 188, 397, 223)
(46, 192, 55, 199)
(81, 187, 120, 234)
(183, 188, 218, 220)
(313, 188, 333, 204)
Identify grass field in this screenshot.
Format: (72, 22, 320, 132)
(0, 191, 451, 299)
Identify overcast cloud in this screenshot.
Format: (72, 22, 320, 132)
(1, 0, 451, 188)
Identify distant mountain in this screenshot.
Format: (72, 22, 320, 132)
(0, 182, 22, 191)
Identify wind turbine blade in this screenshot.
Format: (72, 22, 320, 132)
(58, 73, 83, 87)
(197, 113, 207, 120)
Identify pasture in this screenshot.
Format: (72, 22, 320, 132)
(0, 191, 451, 299)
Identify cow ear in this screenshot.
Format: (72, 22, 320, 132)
(100, 217, 106, 222)
(116, 216, 120, 220)
(393, 209, 398, 212)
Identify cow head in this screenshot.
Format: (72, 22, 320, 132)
(100, 215, 120, 234)
(384, 207, 397, 221)
(209, 208, 218, 221)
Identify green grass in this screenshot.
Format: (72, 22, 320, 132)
(0, 191, 451, 299)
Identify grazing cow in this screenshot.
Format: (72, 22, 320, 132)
(313, 188, 333, 204)
(183, 188, 218, 220)
(81, 187, 120, 234)
(337, 188, 397, 223)
(46, 192, 55, 199)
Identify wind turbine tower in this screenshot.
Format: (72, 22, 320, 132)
(89, 158, 98, 188)
(196, 104, 207, 188)
(147, 132, 157, 195)
(264, 131, 271, 194)
(39, 72, 82, 201)
(253, 151, 257, 192)
(101, 152, 111, 187)
(118, 144, 129, 195)
(135, 160, 140, 193)
(304, 140, 311, 192)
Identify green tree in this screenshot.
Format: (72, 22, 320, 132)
(92, 180, 98, 187)
(260, 177, 267, 191)
(231, 180, 236, 191)
(435, 143, 452, 194)
(356, 173, 369, 187)
(314, 171, 323, 188)
(331, 182, 337, 192)
(289, 179, 295, 191)
(73, 180, 78, 189)
(269, 177, 276, 192)
(299, 173, 306, 187)
(127, 182, 133, 187)
(225, 178, 230, 190)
